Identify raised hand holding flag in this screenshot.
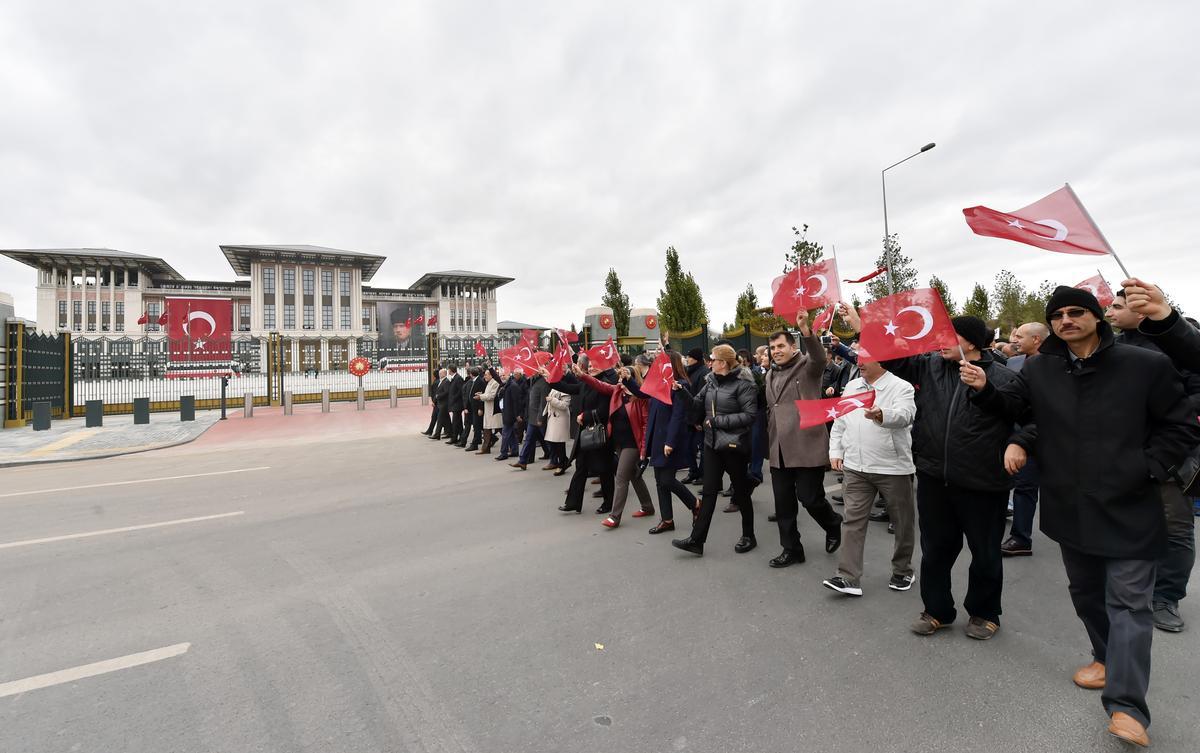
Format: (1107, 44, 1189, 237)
(856, 288, 958, 363)
(796, 390, 876, 430)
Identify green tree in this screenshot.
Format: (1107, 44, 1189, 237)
(961, 283, 992, 320)
(928, 275, 956, 316)
(602, 267, 632, 336)
(991, 269, 1028, 335)
(866, 234, 919, 301)
(784, 224, 824, 273)
(733, 283, 759, 327)
(656, 246, 709, 333)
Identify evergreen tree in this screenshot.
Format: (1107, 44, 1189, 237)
(784, 224, 824, 272)
(601, 267, 632, 337)
(991, 269, 1028, 334)
(866, 234, 918, 301)
(733, 283, 759, 327)
(928, 275, 956, 316)
(961, 283, 992, 320)
(656, 246, 709, 332)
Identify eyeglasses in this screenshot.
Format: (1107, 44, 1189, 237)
(1049, 307, 1090, 322)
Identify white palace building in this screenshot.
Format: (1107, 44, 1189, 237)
(1, 244, 512, 372)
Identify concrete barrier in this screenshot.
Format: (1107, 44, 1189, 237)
(32, 401, 51, 431)
(321, 390, 330, 413)
(133, 397, 150, 424)
(284, 391, 293, 415)
(389, 386, 398, 408)
(243, 392, 253, 418)
(357, 386, 365, 411)
(180, 395, 195, 422)
(85, 400, 103, 427)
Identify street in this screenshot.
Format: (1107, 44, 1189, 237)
(1, 401, 1197, 753)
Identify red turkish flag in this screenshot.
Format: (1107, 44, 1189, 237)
(520, 328, 540, 347)
(545, 343, 574, 383)
(415, 314, 425, 324)
(136, 312, 149, 325)
(1074, 273, 1115, 308)
(843, 267, 886, 284)
(856, 288, 958, 363)
(796, 390, 876, 430)
(963, 185, 1111, 256)
(640, 351, 676, 405)
(504, 343, 540, 375)
(474, 340, 487, 358)
(428, 314, 438, 327)
(157, 310, 169, 325)
(586, 336, 620, 371)
(772, 259, 841, 321)
(813, 306, 835, 333)
(165, 297, 233, 373)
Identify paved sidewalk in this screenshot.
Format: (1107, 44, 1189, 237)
(0, 411, 220, 467)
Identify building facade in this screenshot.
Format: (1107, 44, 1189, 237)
(1, 245, 512, 372)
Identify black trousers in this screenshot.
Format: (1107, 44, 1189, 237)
(425, 403, 438, 433)
(915, 471, 1008, 624)
(564, 446, 614, 510)
(1060, 545, 1156, 728)
(691, 446, 753, 543)
(771, 463, 841, 553)
(432, 406, 451, 439)
(654, 465, 696, 522)
(1154, 481, 1195, 604)
(449, 410, 463, 442)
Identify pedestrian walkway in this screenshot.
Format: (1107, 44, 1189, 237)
(0, 412, 220, 467)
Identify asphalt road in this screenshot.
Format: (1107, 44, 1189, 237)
(1, 404, 1197, 753)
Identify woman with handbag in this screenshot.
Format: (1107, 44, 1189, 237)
(672, 343, 759, 556)
(547, 354, 616, 514)
(572, 356, 656, 528)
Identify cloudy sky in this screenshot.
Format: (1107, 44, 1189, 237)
(2, 2, 1197, 328)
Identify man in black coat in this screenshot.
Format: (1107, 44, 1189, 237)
(429, 368, 451, 440)
(457, 370, 477, 448)
(464, 367, 487, 451)
(962, 287, 1200, 747)
(445, 364, 464, 444)
(496, 369, 527, 461)
(423, 370, 441, 435)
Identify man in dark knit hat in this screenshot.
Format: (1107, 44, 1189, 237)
(961, 286, 1200, 747)
(843, 310, 1024, 641)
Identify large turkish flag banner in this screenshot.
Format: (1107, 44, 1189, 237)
(796, 390, 876, 430)
(856, 288, 958, 363)
(165, 297, 233, 375)
(962, 185, 1110, 256)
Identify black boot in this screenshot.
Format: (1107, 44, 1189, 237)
(671, 537, 704, 556)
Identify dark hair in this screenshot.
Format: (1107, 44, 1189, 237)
(667, 350, 688, 381)
(715, 338, 733, 347)
(769, 330, 796, 345)
(736, 348, 751, 363)
(1114, 289, 1127, 299)
(390, 308, 407, 325)
(620, 353, 634, 367)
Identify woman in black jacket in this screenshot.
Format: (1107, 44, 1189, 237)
(550, 354, 616, 514)
(672, 344, 758, 556)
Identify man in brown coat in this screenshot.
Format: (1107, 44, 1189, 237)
(765, 317, 844, 567)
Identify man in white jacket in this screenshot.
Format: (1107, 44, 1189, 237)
(822, 359, 917, 597)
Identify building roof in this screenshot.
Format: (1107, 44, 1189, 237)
(496, 320, 550, 331)
(0, 248, 185, 279)
(408, 270, 515, 290)
(219, 244, 387, 281)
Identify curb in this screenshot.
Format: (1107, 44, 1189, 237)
(0, 420, 220, 469)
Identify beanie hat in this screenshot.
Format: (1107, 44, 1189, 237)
(710, 344, 737, 366)
(1045, 285, 1104, 323)
(951, 316, 992, 351)
(687, 347, 704, 362)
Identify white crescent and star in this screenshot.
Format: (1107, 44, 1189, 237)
(1032, 218, 1069, 241)
(182, 310, 216, 337)
(884, 306, 935, 340)
(804, 274, 829, 298)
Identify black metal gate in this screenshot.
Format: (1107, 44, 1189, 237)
(3, 321, 72, 428)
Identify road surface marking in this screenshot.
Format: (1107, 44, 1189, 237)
(0, 643, 190, 699)
(0, 512, 245, 550)
(0, 466, 270, 499)
(26, 429, 99, 456)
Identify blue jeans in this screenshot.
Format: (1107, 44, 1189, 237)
(1008, 456, 1040, 546)
(499, 423, 519, 457)
(518, 423, 545, 465)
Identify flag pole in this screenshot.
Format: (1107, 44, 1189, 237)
(1065, 182, 1131, 279)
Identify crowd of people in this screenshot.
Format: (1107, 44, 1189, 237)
(420, 277, 1199, 748)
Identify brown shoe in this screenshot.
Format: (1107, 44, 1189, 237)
(510, 463, 527, 471)
(1107, 712, 1149, 747)
(910, 612, 951, 636)
(1072, 661, 1106, 690)
(964, 617, 999, 640)
(722, 503, 740, 514)
(542, 464, 559, 471)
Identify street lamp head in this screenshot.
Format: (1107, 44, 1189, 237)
(920, 142, 936, 152)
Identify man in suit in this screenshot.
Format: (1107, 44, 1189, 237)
(465, 367, 487, 451)
(423, 369, 442, 436)
(446, 364, 464, 444)
(429, 368, 451, 439)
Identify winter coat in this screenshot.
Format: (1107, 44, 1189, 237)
(972, 323, 1200, 559)
(883, 349, 1021, 492)
(691, 370, 757, 453)
(468, 376, 485, 416)
(578, 372, 649, 453)
(525, 375, 551, 427)
(481, 379, 502, 429)
(434, 377, 451, 407)
(1137, 310, 1200, 373)
(544, 389, 573, 443)
(641, 384, 692, 469)
(828, 372, 916, 476)
(500, 376, 528, 425)
(765, 333, 829, 468)
(446, 373, 464, 411)
(686, 362, 709, 390)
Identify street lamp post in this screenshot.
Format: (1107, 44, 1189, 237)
(882, 142, 936, 293)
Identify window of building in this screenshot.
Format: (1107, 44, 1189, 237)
(361, 306, 371, 329)
(264, 304, 276, 329)
(322, 270, 333, 295)
(73, 301, 83, 331)
(239, 303, 251, 332)
(340, 307, 351, 329)
(283, 269, 295, 295)
(284, 304, 296, 329)
(146, 301, 159, 332)
(322, 305, 333, 329)
(115, 301, 124, 331)
(262, 267, 275, 294)
(339, 271, 351, 296)
(303, 304, 314, 329)
(58, 300, 67, 328)
(87, 301, 96, 331)
(102, 301, 111, 331)
(303, 269, 314, 295)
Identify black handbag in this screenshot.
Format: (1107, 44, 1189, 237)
(579, 423, 608, 452)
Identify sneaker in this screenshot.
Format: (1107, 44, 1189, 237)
(822, 576, 862, 597)
(910, 612, 951, 635)
(888, 573, 915, 591)
(1152, 601, 1184, 632)
(1000, 537, 1032, 557)
(964, 616, 999, 640)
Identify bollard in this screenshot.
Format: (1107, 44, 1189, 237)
(243, 392, 253, 418)
(357, 386, 365, 411)
(180, 395, 195, 422)
(85, 400, 104, 428)
(133, 397, 150, 424)
(219, 376, 228, 420)
(420, 382, 430, 407)
(321, 389, 330, 413)
(389, 386, 397, 408)
(284, 391, 293, 415)
(31, 401, 51, 431)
